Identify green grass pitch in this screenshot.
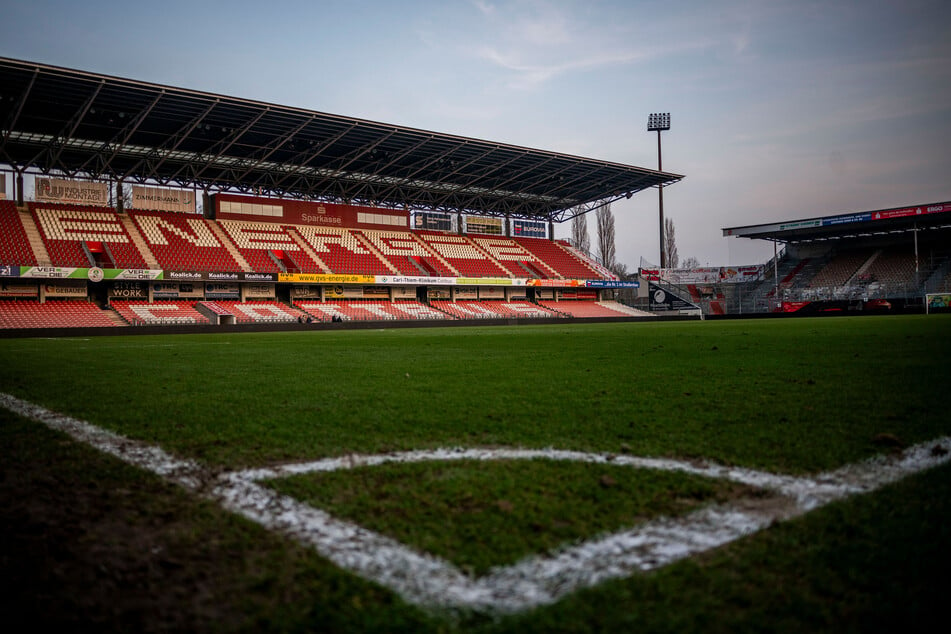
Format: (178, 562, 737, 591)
(1, 315, 950, 632)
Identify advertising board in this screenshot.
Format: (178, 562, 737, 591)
(511, 219, 546, 238)
(35, 177, 109, 205)
(18, 266, 164, 281)
(205, 283, 240, 300)
(648, 283, 700, 312)
(43, 282, 87, 298)
(131, 185, 196, 213)
(107, 282, 147, 299)
(415, 212, 453, 231)
(465, 216, 503, 235)
(214, 193, 409, 230)
(0, 282, 38, 297)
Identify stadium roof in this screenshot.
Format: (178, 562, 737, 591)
(723, 200, 951, 243)
(0, 57, 682, 222)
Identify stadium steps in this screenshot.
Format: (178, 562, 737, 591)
(597, 301, 654, 317)
(102, 306, 129, 327)
(17, 208, 51, 266)
(561, 243, 609, 279)
(206, 220, 252, 272)
(352, 231, 401, 275)
(518, 260, 547, 279)
(846, 249, 882, 285)
(407, 256, 431, 276)
(286, 227, 333, 273)
(118, 214, 160, 269)
(267, 250, 287, 272)
(408, 233, 459, 276)
(462, 236, 513, 277)
(513, 247, 560, 279)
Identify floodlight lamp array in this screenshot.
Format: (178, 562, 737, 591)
(647, 113, 670, 131)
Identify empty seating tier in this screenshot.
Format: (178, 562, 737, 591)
(429, 300, 564, 319)
(296, 299, 448, 322)
(110, 300, 211, 326)
(510, 237, 605, 279)
(210, 300, 306, 323)
(293, 226, 392, 275)
(130, 211, 242, 272)
(217, 220, 321, 273)
(356, 229, 455, 276)
(30, 204, 149, 269)
(807, 250, 873, 287)
(470, 237, 550, 278)
(0, 299, 120, 329)
(536, 300, 635, 318)
(862, 249, 916, 286)
(0, 201, 37, 266)
(414, 233, 510, 277)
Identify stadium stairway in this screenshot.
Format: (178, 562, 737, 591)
(118, 214, 160, 269)
(17, 208, 50, 265)
(409, 234, 459, 276)
(205, 220, 252, 271)
(351, 231, 401, 275)
(286, 227, 333, 273)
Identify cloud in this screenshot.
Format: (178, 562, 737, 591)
(475, 45, 652, 89)
(471, 0, 496, 17)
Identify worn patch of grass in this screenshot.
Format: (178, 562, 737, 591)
(0, 407, 442, 634)
(268, 459, 758, 575)
(481, 462, 951, 633)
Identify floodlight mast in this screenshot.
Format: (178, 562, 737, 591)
(647, 113, 670, 268)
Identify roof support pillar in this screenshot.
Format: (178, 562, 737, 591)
(15, 169, 24, 207)
(115, 180, 124, 214)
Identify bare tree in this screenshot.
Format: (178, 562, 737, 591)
(681, 256, 700, 269)
(110, 181, 133, 212)
(570, 210, 590, 254)
(595, 203, 616, 271)
(663, 216, 679, 269)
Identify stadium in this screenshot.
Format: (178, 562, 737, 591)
(2, 56, 950, 632)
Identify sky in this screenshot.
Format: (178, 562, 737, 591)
(2, 0, 950, 269)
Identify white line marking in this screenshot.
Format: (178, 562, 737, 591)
(2, 392, 949, 614)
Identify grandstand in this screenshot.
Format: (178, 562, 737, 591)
(0, 192, 657, 330)
(630, 200, 951, 317)
(0, 57, 682, 332)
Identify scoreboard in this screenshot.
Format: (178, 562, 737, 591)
(465, 215, 503, 235)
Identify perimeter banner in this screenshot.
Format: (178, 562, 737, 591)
(640, 266, 762, 284)
(374, 275, 456, 286)
(35, 177, 109, 205)
(456, 277, 520, 286)
(279, 273, 376, 284)
(585, 280, 639, 288)
(166, 271, 277, 282)
(17, 266, 164, 281)
(526, 278, 584, 287)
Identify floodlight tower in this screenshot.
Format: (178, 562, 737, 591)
(647, 113, 670, 268)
